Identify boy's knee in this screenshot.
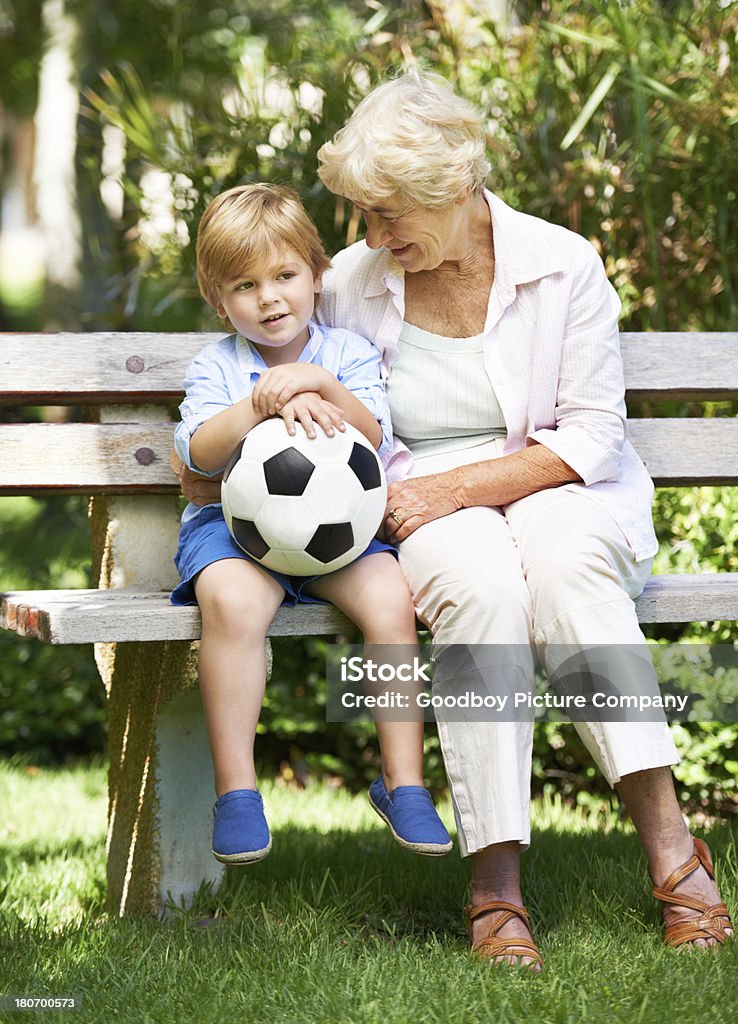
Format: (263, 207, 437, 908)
(356, 585, 417, 640)
(199, 581, 272, 637)
(379, 589, 418, 630)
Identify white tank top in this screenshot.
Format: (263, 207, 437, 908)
(385, 321, 507, 457)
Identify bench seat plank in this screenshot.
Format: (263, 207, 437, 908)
(2, 575, 736, 644)
(1, 418, 736, 494)
(632, 574, 738, 623)
(1, 588, 354, 643)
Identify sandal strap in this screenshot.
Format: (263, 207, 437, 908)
(693, 837, 716, 879)
(466, 901, 543, 967)
(664, 904, 732, 948)
(652, 885, 715, 914)
(658, 852, 702, 894)
(652, 836, 733, 948)
(657, 838, 715, 895)
(466, 900, 531, 926)
(472, 934, 544, 966)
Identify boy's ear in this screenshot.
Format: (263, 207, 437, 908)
(313, 272, 324, 294)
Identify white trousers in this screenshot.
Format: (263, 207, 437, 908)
(397, 439, 679, 855)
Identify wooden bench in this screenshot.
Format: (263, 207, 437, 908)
(2, 331, 737, 915)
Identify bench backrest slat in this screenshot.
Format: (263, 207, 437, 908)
(2, 332, 738, 403)
(0, 423, 177, 493)
(627, 419, 738, 484)
(0, 334, 220, 405)
(1, 418, 736, 493)
(619, 333, 738, 397)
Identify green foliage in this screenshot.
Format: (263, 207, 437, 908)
(0, 0, 44, 116)
(0, 634, 105, 763)
(671, 721, 738, 813)
(461, 0, 738, 330)
(0, 495, 91, 591)
(75, 1, 444, 324)
(71, 0, 738, 332)
(0, 497, 105, 765)
(650, 484, 738, 645)
(653, 487, 738, 578)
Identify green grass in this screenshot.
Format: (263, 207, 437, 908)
(1, 760, 737, 1024)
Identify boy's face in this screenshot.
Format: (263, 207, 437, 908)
(217, 247, 322, 364)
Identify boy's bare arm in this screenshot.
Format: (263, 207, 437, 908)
(188, 395, 267, 474)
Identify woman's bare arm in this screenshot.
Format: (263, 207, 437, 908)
(383, 443, 581, 541)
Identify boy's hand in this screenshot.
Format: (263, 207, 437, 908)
(278, 392, 346, 439)
(251, 363, 332, 417)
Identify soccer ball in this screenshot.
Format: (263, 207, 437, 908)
(221, 418, 387, 576)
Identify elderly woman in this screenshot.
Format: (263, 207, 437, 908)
(313, 70, 732, 968)
(177, 71, 731, 967)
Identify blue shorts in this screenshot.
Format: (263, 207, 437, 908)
(170, 505, 397, 607)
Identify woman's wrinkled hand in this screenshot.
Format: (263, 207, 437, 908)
(380, 471, 463, 542)
(169, 450, 222, 506)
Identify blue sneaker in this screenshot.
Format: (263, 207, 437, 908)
(368, 776, 452, 855)
(211, 789, 272, 864)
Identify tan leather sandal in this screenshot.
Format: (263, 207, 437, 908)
(652, 837, 733, 949)
(466, 900, 544, 969)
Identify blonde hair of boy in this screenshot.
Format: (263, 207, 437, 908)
(317, 69, 490, 211)
(196, 183, 331, 311)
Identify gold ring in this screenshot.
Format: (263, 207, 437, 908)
(389, 509, 404, 527)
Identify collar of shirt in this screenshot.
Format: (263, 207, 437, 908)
(234, 321, 324, 375)
(359, 189, 567, 304)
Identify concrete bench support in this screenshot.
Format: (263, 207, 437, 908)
(90, 406, 220, 915)
(101, 638, 221, 915)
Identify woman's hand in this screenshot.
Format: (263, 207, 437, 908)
(381, 446, 583, 541)
(169, 450, 222, 506)
(381, 472, 463, 541)
(278, 392, 346, 439)
(251, 363, 332, 417)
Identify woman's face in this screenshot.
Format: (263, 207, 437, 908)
(351, 197, 466, 273)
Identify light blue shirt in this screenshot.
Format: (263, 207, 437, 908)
(174, 322, 393, 523)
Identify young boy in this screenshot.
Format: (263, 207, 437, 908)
(171, 183, 451, 863)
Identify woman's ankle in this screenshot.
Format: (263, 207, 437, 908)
(646, 827, 694, 886)
(470, 841, 523, 904)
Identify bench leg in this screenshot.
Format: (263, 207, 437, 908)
(155, 686, 223, 912)
(100, 638, 221, 916)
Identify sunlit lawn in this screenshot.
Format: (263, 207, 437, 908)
(1, 758, 737, 1024)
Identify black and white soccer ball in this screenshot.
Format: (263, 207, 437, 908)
(221, 418, 387, 576)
